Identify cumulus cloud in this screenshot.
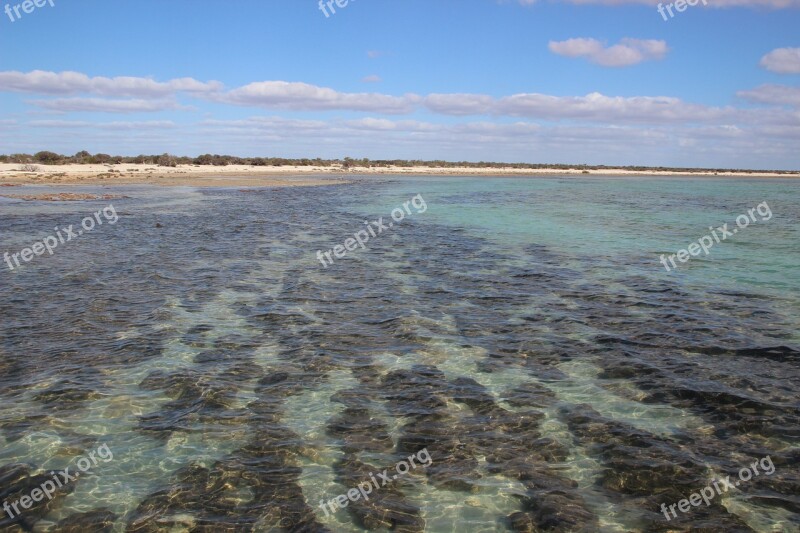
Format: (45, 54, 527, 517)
(760, 48, 800, 74)
(220, 81, 421, 114)
(0, 70, 222, 97)
(548, 38, 668, 67)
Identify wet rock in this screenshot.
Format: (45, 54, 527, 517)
(327, 408, 394, 453)
(0, 415, 48, 443)
(0, 469, 75, 530)
(222, 361, 263, 377)
(449, 377, 499, 414)
(250, 305, 315, 328)
(127, 463, 245, 532)
(501, 382, 557, 409)
(396, 417, 461, 455)
(382, 366, 450, 418)
(126, 491, 190, 532)
(33, 379, 104, 410)
(693, 345, 800, 363)
(54, 509, 118, 532)
(256, 368, 326, 399)
(507, 511, 536, 532)
(180, 324, 215, 347)
(523, 493, 597, 532)
(139, 370, 201, 395)
(0, 464, 31, 489)
(111, 338, 165, 365)
(562, 404, 760, 530)
(490, 409, 546, 433)
(329, 388, 374, 409)
(332, 455, 425, 532)
(423, 449, 480, 492)
(194, 351, 237, 364)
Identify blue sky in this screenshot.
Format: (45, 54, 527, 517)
(1, 0, 798, 168)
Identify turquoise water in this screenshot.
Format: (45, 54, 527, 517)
(0, 176, 798, 532)
(358, 176, 799, 297)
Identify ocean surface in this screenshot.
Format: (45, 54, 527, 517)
(0, 176, 798, 532)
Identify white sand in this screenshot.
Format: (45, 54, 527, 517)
(0, 163, 796, 187)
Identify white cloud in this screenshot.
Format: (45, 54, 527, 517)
(27, 98, 184, 113)
(549, 38, 668, 67)
(424, 93, 495, 115)
(29, 120, 176, 130)
(738, 84, 800, 107)
(760, 48, 800, 74)
(199, 116, 330, 132)
(0, 70, 222, 97)
(2, 70, 796, 127)
(220, 81, 420, 114)
(362, 75, 383, 83)
(496, 92, 730, 122)
(1, 69, 798, 167)
(7, 115, 798, 168)
(423, 91, 739, 124)
(344, 117, 399, 130)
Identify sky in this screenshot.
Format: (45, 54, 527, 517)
(0, 0, 798, 169)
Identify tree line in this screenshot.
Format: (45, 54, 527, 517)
(0, 151, 797, 174)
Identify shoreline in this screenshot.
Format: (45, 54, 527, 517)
(1, 163, 798, 188)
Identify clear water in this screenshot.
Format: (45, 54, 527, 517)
(0, 177, 798, 532)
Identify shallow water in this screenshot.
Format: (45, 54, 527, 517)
(0, 177, 798, 532)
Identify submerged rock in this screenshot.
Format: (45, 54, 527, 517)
(54, 509, 118, 532)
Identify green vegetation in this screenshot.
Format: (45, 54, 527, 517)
(0, 151, 797, 175)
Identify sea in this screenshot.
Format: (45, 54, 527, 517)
(0, 175, 798, 532)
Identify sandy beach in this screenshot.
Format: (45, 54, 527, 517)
(0, 163, 797, 188)
(0, 163, 350, 188)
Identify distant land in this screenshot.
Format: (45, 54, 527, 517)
(1, 151, 798, 188)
